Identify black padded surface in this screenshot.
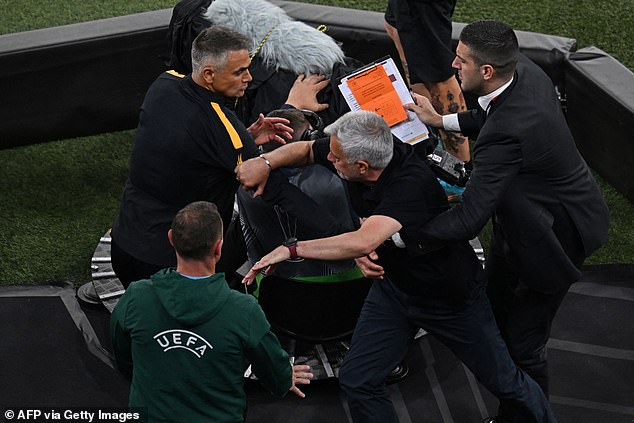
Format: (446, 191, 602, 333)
(1, 265, 633, 421)
(0, 296, 129, 407)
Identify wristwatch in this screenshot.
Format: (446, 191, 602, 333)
(283, 237, 303, 262)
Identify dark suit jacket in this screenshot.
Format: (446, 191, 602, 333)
(420, 56, 609, 293)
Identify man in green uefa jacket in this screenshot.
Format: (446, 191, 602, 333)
(111, 201, 312, 422)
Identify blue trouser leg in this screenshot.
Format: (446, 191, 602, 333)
(340, 278, 557, 423)
(339, 279, 415, 423)
(410, 285, 557, 423)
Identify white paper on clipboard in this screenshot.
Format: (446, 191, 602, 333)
(338, 56, 429, 145)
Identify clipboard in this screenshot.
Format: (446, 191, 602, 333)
(338, 56, 429, 145)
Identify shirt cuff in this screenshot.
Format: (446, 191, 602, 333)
(442, 114, 460, 131)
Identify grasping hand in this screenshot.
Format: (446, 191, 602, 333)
(355, 251, 384, 279)
(247, 113, 294, 146)
(235, 156, 271, 197)
(404, 92, 443, 128)
(285, 74, 330, 112)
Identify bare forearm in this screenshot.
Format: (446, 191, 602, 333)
(242, 215, 402, 285)
(296, 232, 377, 261)
(261, 141, 314, 169)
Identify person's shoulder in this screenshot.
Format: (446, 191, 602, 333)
(118, 278, 156, 303)
(224, 288, 261, 310)
(162, 69, 187, 80)
(146, 70, 186, 97)
(391, 141, 434, 180)
(111, 278, 155, 318)
(222, 290, 269, 329)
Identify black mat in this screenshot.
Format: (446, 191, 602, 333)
(0, 265, 632, 422)
(0, 294, 128, 407)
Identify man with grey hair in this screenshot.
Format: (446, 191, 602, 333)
(111, 25, 326, 287)
(237, 110, 557, 423)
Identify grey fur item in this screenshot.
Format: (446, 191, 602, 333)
(205, 0, 345, 76)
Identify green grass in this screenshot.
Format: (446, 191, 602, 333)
(0, 0, 176, 35)
(0, 0, 632, 286)
(294, 0, 634, 71)
(0, 132, 133, 285)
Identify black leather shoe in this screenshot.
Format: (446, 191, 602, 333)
(386, 362, 409, 384)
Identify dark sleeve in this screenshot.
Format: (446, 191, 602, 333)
(311, 137, 336, 172)
(373, 174, 448, 236)
(110, 292, 134, 377)
(210, 104, 259, 169)
(245, 303, 292, 397)
(457, 110, 483, 139)
(262, 170, 343, 238)
(420, 134, 523, 242)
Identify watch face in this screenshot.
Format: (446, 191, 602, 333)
(283, 238, 303, 262)
(283, 237, 298, 246)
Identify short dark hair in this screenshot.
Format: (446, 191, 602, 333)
(459, 20, 519, 79)
(260, 109, 310, 153)
(171, 201, 223, 260)
(191, 26, 251, 74)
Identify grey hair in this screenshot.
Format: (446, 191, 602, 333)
(324, 110, 393, 169)
(191, 26, 251, 74)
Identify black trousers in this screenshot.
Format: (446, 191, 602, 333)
(338, 278, 556, 423)
(385, 0, 457, 83)
(111, 239, 166, 289)
(487, 211, 585, 421)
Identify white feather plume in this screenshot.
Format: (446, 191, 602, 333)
(205, 0, 345, 76)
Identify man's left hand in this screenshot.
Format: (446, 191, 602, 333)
(285, 74, 330, 112)
(247, 113, 293, 146)
(355, 251, 384, 279)
(290, 364, 313, 398)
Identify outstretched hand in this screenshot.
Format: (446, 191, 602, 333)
(242, 245, 289, 285)
(285, 74, 330, 112)
(290, 364, 313, 398)
(247, 113, 293, 146)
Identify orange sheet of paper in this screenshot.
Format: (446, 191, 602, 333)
(346, 65, 407, 127)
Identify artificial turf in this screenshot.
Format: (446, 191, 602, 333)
(0, 0, 632, 285)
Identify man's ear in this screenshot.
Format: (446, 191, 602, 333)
(481, 64, 495, 81)
(202, 65, 215, 84)
(168, 229, 175, 247)
(356, 160, 370, 174)
(213, 238, 223, 260)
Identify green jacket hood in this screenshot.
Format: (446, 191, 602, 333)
(150, 268, 230, 326)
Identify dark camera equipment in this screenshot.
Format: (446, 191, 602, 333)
(299, 109, 326, 140)
(427, 146, 471, 187)
(415, 127, 471, 187)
